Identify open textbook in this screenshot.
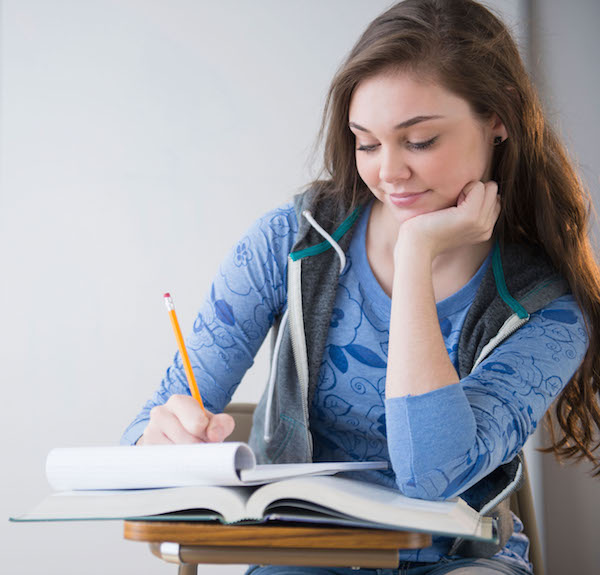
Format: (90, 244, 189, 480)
(12, 475, 494, 541)
(11, 442, 496, 543)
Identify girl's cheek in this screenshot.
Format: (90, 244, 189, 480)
(357, 158, 377, 185)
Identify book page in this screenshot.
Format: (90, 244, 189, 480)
(46, 442, 255, 490)
(245, 476, 493, 539)
(240, 460, 388, 484)
(12, 485, 254, 524)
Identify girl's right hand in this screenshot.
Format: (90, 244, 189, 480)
(396, 180, 501, 262)
(137, 394, 235, 445)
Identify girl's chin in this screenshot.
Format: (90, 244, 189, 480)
(392, 210, 429, 226)
(381, 191, 457, 221)
(383, 199, 432, 222)
(375, 205, 430, 229)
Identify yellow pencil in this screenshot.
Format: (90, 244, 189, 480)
(163, 293, 206, 412)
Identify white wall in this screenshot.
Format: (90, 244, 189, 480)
(0, 2, 523, 574)
(530, 1, 600, 573)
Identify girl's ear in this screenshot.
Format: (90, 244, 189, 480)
(490, 113, 508, 143)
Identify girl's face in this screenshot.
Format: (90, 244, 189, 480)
(348, 71, 504, 226)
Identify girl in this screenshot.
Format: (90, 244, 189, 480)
(123, 1, 600, 573)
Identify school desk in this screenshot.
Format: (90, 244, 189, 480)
(123, 520, 431, 573)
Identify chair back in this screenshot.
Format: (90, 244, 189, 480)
(223, 402, 255, 442)
(509, 457, 545, 575)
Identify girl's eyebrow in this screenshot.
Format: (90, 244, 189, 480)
(348, 115, 445, 133)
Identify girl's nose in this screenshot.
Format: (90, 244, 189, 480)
(379, 148, 411, 183)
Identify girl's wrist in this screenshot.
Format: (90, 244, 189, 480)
(394, 226, 436, 267)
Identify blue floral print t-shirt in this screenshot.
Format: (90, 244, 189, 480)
(122, 200, 588, 573)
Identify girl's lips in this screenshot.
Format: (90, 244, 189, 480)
(389, 190, 431, 206)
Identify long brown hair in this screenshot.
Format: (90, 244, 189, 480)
(310, 0, 600, 473)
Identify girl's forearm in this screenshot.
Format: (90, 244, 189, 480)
(385, 239, 459, 399)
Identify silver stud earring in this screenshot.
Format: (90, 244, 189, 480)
(494, 136, 503, 145)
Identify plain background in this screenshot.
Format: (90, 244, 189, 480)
(1, 1, 597, 574)
(531, 1, 600, 573)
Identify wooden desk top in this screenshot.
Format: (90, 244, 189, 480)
(124, 520, 432, 550)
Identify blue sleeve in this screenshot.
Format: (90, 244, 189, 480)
(384, 295, 588, 499)
(121, 202, 298, 445)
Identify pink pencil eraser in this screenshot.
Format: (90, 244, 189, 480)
(164, 292, 171, 298)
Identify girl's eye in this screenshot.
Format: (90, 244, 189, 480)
(356, 144, 379, 153)
(407, 137, 438, 151)
(356, 136, 438, 154)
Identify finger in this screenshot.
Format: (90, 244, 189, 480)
(165, 394, 211, 439)
(484, 180, 499, 194)
(458, 181, 486, 212)
(482, 181, 500, 220)
(461, 180, 485, 200)
(472, 181, 496, 218)
(146, 430, 172, 445)
(139, 422, 173, 445)
(482, 193, 502, 240)
(493, 194, 502, 221)
(152, 405, 204, 444)
(483, 180, 499, 205)
(206, 413, 236, 443)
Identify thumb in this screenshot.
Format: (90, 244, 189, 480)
(206, 412, 236, 442)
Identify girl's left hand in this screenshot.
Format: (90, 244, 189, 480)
(396, 180, 501, 261)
